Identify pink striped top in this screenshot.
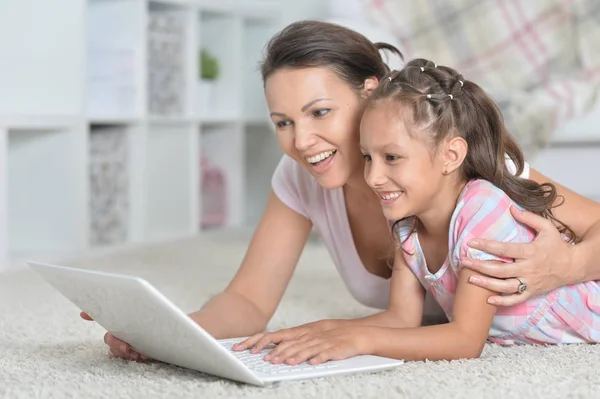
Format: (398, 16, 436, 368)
(396, 179, 600, 345)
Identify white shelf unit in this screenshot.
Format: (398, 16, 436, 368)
(0, 0, 286, 270)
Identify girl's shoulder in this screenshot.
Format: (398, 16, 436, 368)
(451, 179, 520, 238)
(457, 179, 516, 215)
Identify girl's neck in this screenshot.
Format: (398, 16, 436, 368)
(416, 178, 468, 239)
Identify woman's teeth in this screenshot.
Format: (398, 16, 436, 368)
(306, 150, 336, 164)
(381, 192, 401, 200)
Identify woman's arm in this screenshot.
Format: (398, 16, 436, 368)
(464, 168, 600, 305)
(190, 190, 313, 338)
(92, 190, 313, 359)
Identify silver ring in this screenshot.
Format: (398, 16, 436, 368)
(516, 278, 527, 293)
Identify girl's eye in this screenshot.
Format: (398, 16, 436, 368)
(385, 154, 400, 162)
(276, 120, 292, 128)
(312, 109, 330, 117)
(362, 154, 372, 162)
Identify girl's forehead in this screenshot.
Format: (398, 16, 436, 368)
(361, 105, 425, 145)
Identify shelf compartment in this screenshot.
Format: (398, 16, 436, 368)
(147, 3, 192, 119)
(199, 123, 245, 229)
(143, 122, 197, 240)
(196, 10, 243, 121)
(242, 18, 281, 123)
(89, 125, 130, 246)
(4, 125, 88, 264)
(87, 0, 143, 120)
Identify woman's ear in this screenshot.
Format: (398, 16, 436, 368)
(443, 137, 467, 174)
(361, 77, 379, 99)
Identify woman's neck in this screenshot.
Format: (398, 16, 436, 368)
(416, 178, 468, 240)
(343, 159, 380, 205)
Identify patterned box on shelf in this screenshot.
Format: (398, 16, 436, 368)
(89, 127, 129, 245)
(147, 10, 186, 117)
(200, 154, 227, 228)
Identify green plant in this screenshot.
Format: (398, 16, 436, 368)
(200, 49, 220, 80)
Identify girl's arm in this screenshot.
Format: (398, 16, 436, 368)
(464, 168, 600, 305)
(233, 247, 426, 354)
(366, 267, 496, 361)
(341, 248, 426, 329)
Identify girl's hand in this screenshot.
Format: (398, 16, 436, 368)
(461, 206, 572, 306)
(80, 312, 149, 361)
(261, 327, 372, 365)
(232, 319, 342, 353)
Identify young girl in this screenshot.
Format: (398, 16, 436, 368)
(235, 58, 600, 365)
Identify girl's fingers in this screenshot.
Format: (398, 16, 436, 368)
(284, 343, 330, 365)
(264, 338, 303, 360)
(232, 333, 265, 351)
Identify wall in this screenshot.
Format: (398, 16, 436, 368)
(244, 0, 331, 226)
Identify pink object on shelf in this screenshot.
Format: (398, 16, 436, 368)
(200, 154, 227, 228)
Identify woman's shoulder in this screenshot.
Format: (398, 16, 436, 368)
(272, 155, 320, 192)
(271, 155, 324, 218)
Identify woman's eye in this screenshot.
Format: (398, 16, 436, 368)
(276, 120, 291, 128)
(385, 154, 400, 162)
(362, 154, 372, 162)
(312, 109, 330, 117)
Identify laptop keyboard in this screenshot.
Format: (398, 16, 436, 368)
(219, 341, 340, 375)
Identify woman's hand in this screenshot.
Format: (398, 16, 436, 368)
(232, 319, 343, 354)
(80, 312, 149, 361)
(461, 206, 573, 306)
(259, 326, 371, 365)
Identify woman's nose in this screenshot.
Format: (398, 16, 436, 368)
(294, 125, 318, 152)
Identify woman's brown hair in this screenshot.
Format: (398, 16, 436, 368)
(260, 20, 403, 91)
(371, 58, 578, 244)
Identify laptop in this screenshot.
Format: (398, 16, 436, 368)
(27, 261, 404, 386)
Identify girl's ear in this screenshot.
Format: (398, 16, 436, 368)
(361, 77, 379, 99)
(443, 136, 467, 174)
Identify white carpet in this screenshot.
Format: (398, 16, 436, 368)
(1, 231, 599, 398)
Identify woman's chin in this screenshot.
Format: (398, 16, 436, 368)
(312, 170, 348, 190)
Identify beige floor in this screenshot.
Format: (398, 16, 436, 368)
(1, 232, 599, 398)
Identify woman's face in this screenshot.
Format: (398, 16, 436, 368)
(265, 67, 369, 190)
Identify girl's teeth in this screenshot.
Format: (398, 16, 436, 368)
(381, 193, 401, 200)
(306, 150, 335, 164)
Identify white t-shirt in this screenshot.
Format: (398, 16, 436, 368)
(271, 155, 530, 310)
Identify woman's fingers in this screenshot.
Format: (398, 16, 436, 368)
(487, 293, 531, 307)
(509, 206, 554, 233)
(467, 239, 529, 260)
(462, 259, 518, 279)
(80, 312, 94, 321)
(104, 333, 142, 360)
(468, 273, 522, 294)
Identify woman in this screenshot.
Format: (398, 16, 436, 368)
(85, 21, 600, 361)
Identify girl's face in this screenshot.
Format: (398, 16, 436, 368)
(359, 101, 446, 221)
(265, 67, 369, 190)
